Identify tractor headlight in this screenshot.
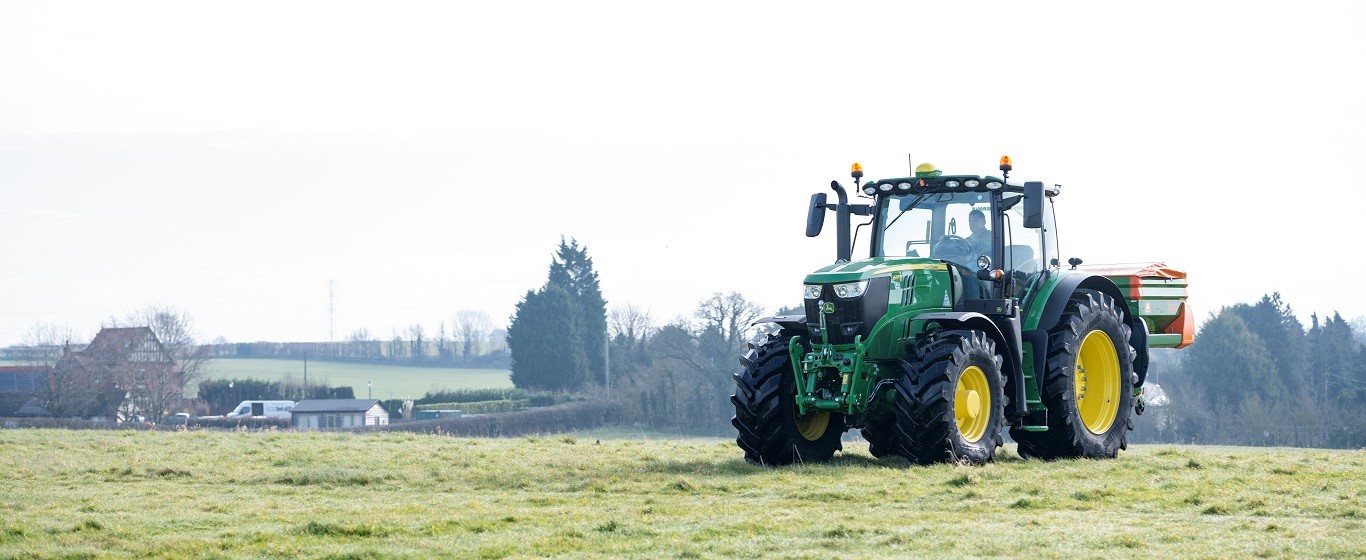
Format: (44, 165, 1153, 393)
(985, 181, 1003, 190)
(878, 183, 893, 192)
(803, 284, 823, 299)
(896, 182, 912, 191)
(964, 179, 980, 188)
(831, 280, 868, 299)
(862, 185, 877, 196)
(944, 180, 961, 188)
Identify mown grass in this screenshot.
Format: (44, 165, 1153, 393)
(202, 358, 511, 398)
(0, 429, 1361, 559)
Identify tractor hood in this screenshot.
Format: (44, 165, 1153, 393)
(804, 257, 949, 284)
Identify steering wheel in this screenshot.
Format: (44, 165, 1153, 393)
(931, 235, 974, 264)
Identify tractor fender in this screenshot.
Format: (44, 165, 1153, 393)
(1036, 273, 1132, 329)
(912, 311, 1027, 420)
(914, 312, 1003, 340)
(750, 314, 807, 335)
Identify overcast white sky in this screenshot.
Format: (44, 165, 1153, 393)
(2, 1, 1364, 346)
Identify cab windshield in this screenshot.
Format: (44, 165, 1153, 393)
(879, 190, 1044, 275)
(879, 191, 994, 268)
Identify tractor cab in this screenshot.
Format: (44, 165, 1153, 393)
(865, 166, 1062, 303)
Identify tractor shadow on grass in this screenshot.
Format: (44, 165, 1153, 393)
(644, 451, 897, 476)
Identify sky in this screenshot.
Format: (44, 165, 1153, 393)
(2, 1, 1364, 346)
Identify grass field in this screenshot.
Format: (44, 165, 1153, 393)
(0, 430, 1361, 559)
(202, 358, 511, 399)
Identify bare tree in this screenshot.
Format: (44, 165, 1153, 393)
(487, 328, 508, 353)
(694, 292, 764, 360)
(609, 303, 654, 343)
(435, 322, 450, 361)
(18, 323, 83, 367)
(407, 324, 426, 362)
(347, 327, 378, 360)
(107, 306, 211, 420)
(20, 323, 88, 417)
(455, 310, 493, 361)
(389, 329, 405, 360)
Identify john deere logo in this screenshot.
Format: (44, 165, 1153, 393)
(822, 302, 835, 314)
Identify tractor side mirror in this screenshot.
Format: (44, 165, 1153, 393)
(806, 193, 828, 237)
(1023, 181, 1044, 229)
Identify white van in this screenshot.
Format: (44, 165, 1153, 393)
(226, 400, 295, 419)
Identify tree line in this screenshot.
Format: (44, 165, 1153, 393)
(207, 311, 509, 369)
(1133, 293, 1366, 448)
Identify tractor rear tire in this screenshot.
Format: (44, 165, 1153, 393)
(731, 333, 844, 465)
(892, 329, 1005, 465)
(1011, 289, 1136, 460)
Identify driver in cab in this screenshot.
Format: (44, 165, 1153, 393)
(931, 209, 992, 270)
(965, 209, 991, 260)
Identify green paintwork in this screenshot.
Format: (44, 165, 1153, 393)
(1022, 270, 1074, 331)
(794, 258, 957, 417)
(805, 257, 948, 284)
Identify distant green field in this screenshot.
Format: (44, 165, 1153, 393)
(202, 358, 511, 399)
(0, 431, 1361, 558)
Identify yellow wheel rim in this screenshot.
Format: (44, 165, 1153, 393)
(796, 412, 831, 442)
(955, 366, 990, 443)
(1076, 330, 1121, 435)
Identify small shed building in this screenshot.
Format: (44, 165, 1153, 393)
(291, 399, 389, 429)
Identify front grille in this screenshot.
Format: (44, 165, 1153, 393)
(803, 278, 889, 345)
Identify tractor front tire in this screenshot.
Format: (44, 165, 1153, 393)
(731, 333, 843, 465)
(892, 329, 1005, 465)
(860, 416, 897, 458)
(1011, 289, 1136, 460)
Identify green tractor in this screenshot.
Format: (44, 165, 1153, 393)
(731, 157, 1192, 465)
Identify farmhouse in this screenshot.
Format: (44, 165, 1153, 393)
(3, 327, 183, 419)
(291, 399, 389, 429)
(57, 327, 182, 419)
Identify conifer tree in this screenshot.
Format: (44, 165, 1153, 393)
(1183, 310, 1281, 405)
(507, 285, 588, 390)
(546, 237, 608, 386)
(506, 238, 606, 391)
